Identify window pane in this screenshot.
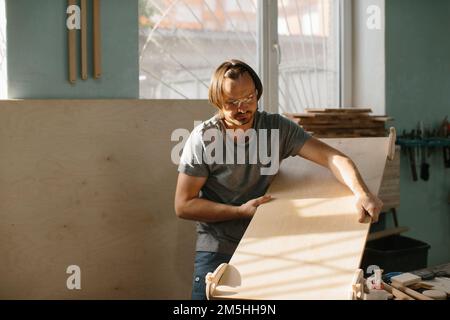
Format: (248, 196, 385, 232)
(278, 0, 339, 113)
(139, 0, 257, 99)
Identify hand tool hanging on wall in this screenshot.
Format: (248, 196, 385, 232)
(408, 130, 418, 181)
(440, 117, 450, 168)
(398, 121, 450, 182)
(419, 122, 430, 181)
(444, 146, 450, 168)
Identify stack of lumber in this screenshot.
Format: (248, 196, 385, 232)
(285, 108, 392, 138)
(378, 146, 400, 211)
(366, 146, 404, 240)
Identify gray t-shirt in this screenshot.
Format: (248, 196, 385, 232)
(178, 111, 311, 255)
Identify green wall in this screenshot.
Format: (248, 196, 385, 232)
(6, 0, 138, 99)
(386, 0, 450, 266)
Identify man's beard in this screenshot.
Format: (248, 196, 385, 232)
(231, 111, 253, 126)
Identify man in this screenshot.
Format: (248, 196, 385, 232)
(175, 59, 383, 300)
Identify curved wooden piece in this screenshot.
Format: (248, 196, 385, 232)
(351, 269, 364, 300)
(205, 263, 228, 300)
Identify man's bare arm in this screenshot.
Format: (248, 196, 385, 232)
(174, 173, 271, 223)
(298, 137, 383, 223)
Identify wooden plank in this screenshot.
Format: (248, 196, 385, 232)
(298, 119, 382, 125)
(312, 133, 367, 138)
(367, 227, 409, 241)
(302, 113, 372, 118)
(93, 0, 101, 79)
(390, 282, 434, 300)
(422, 277, 450, 296)
(381, 202, 401, 211)
(382, 282, 415, 300)
(67, 0, 77, 84)
(391, 273, 421, 286)
(80, 0, 88, 80)
(284, 113, 316, 118)
(212, 137, 392, 300)
(379, 179, 400, 190)
(305, 108, 373, 114)
(378, 147, 400, 210)
(372, 117, 394, 122)
(378, 196, 401, 205)
(378, 186, 401, 196)
(0, 100, 215, 299)
(307, 130, 387, 138)
(299, 123, 385, 130)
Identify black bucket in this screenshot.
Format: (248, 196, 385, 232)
(360, 235, 430, 275)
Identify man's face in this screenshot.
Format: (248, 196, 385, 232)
(221, 72, 258, 130)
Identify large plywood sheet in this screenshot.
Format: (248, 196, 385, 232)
(0, 100, 214, 299)
(213, 137, 391, 300)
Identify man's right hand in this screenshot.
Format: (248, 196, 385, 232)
(237, 195, 272, 218)
(176, 173, 272, 222)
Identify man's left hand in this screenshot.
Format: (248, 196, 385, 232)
(355, 193, 383, 224)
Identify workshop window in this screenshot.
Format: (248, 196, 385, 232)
(139, 0, 344, 112)
(139, 0, 257, 100)
(0, 0, 7, 99)
(278, 0, 340, 113)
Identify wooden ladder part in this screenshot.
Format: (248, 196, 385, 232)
(67, 0, 77, 84)
(93, 0, 102, 79)
(80, 0, 88, 80)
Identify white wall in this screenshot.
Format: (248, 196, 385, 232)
(352, 0, 385, 116)
(0, 0, 7, 99)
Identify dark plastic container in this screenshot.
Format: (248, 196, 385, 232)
(360, 235, 430, 275)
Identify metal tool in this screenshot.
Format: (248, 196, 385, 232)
(408, 130, 418, 181)
(419, 122, 430, 181)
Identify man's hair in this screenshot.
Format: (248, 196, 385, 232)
(208, 59, 263, 110)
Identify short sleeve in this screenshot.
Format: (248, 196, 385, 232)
(178, 128, 210, 177)
(279, 115, 312, 159)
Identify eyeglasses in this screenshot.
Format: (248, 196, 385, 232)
(224, 91, 257, 108)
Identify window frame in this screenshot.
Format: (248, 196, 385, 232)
(259, 0, 351, 113)
(138, 0, 351, 111)
(0, 0, 7, 99)
(339, 0, 352, 108)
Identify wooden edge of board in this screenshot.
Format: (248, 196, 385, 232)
(388, 127, 397, 161)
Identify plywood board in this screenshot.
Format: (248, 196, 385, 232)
(212, 137, 391, 300)
(0, 99, 214, 299)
